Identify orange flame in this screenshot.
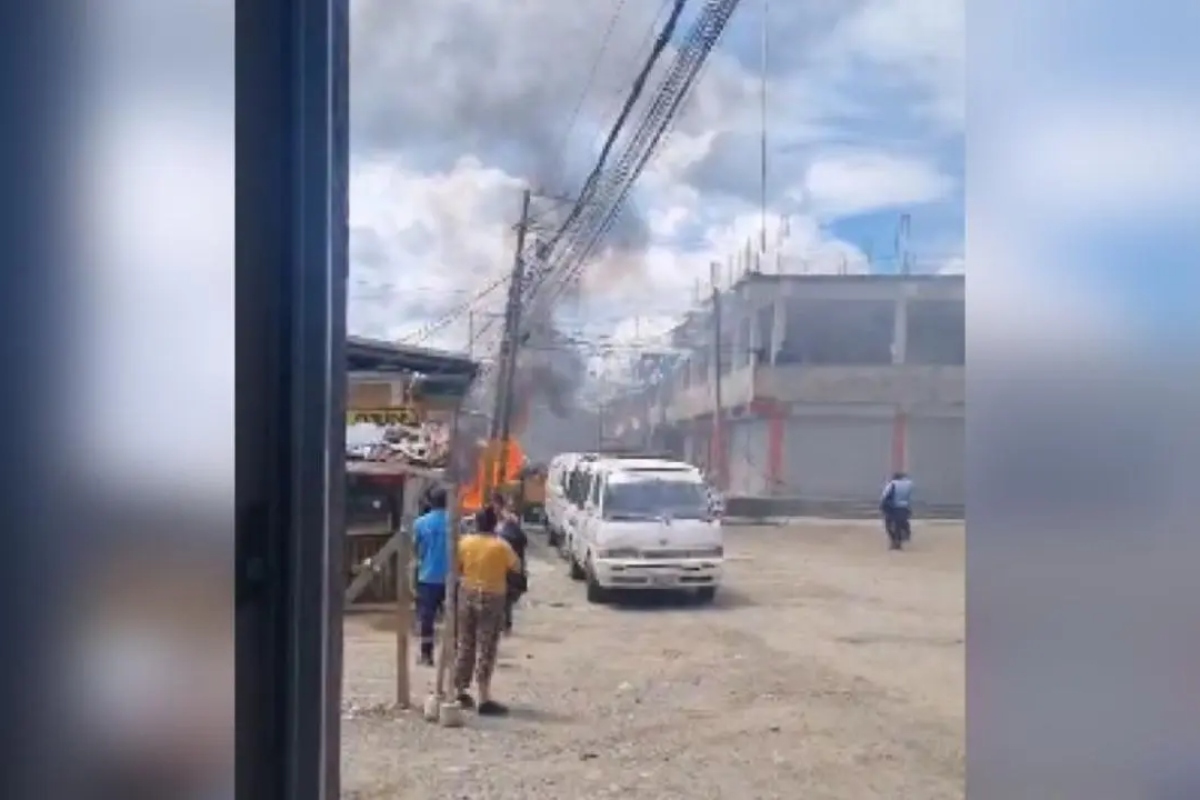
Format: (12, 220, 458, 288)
(459, 436, 524, 513)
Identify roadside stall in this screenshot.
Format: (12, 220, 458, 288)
(341, 336, 479, 708)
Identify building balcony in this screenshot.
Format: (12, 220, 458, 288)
(663, 363, 964, 421)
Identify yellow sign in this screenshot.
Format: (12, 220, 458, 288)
(347, 407, 421, 427)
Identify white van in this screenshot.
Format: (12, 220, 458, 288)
(559, 454, 602, 560)
(544, 452, 580, 550)
(566, 458, 723, 604)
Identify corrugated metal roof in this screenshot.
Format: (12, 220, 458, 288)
(346, 335, 479, 398)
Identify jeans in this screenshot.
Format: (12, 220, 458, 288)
(416, 581, 445, 659)
(884, 507, 911, 546)
(504, 593, 516, 631)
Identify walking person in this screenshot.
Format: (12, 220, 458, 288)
(412, 486, 450, 667)
(452, 506, 523, 715)
(880, 471, 914, 550)
(497, 499, 529, 634)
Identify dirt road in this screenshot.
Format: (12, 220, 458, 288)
(342, 520, 965, 799)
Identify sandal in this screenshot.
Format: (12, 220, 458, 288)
(477, 700, 509, 717)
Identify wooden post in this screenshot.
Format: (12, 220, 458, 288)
(434, 484, 460, 700)
(434, 402, 465, 701)
(394, 477, 419, 708)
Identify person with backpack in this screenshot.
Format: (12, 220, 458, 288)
(496, 497, 528, 634)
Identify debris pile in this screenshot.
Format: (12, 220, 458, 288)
(346, 420, 451, 468)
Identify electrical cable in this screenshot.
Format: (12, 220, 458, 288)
(546, 0, 632, 193)
(536, 0, 743, 311)
(397, 272, 510, 344)
(520, 0, 728, 313)
(534, 0, 688, 265)
(478, 0, 744, 405)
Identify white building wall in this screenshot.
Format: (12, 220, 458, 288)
(781, 415, 893, 502)
(726, 418, 770, 497)
(907, 414, 965, 506)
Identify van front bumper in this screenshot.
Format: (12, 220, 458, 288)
(592, 558, 723, 590)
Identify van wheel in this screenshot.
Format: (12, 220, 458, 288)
(695, 587, 717, 604)
(585, 561, 609, 604)
(568, 553, 586, 581)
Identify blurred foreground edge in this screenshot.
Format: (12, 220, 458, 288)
(235, 1, 349, 800)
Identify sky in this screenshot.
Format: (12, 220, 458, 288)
(346, 0, 965, 355)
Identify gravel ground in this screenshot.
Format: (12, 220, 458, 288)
(341, 520, 965, 799)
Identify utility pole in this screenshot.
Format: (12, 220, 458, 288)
(596, 400, 605, 451)
(466, 310, 474, 358)
(486, 187, 532, 497)
(759, 0, 770, 263)
(710, 263, 724, 490)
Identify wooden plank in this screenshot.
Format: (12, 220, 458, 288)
(346, 461, 446, 481)
(344, 532, 401, 605)
(346, 523, 392, 538)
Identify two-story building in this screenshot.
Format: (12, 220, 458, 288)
(623, 273, 964, 513)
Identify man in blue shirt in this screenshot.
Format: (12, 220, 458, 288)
(880, 471, 914, 550)
(413, 486, 450, 665)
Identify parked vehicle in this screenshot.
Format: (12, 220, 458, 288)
(564, 458, 723, 604)
(545, 452, 583, 551)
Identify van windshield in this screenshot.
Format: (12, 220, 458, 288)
(602, 479, 709, 520)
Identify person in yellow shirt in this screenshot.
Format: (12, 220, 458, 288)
(453, 509, 522, 715)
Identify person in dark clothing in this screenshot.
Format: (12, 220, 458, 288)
(413, 487, 450, 666)
(879, 471, 914, 551)
(496, 499, 528, 634)
(475, 489, 506, 534)
(475, 504, 498, 534)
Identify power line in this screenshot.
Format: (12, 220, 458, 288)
(587, 0, 676, 157)
(537, 0, 688, 264)
(538, 0, 743, 311)
(470, 0, 691, 379)
(546, 0, 632, 192)
(396, 272, 509, 344)
(520, 0, 700, 312)
(758, 0, 769, 260)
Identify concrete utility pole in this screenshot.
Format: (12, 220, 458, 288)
(596, 399, 605, 451)
(487, 187, 532, 496)
(710, 263, 724, 490)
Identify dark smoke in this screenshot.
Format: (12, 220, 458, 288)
(511, 299, 587, 423)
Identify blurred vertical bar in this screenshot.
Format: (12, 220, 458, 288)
(0, 2, 70, 799)
(236, 0, 348, 799)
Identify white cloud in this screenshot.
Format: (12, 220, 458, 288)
(821, 0, 964, 127)
(348, 156, 520, 348)
(346, 0, 963, 357)
(803, 151, 953, 218)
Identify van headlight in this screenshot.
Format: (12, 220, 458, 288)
(596, 548, 640, 560)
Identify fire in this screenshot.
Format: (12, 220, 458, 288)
(459, 436, 524, 513)
(459, 390, 531, 513)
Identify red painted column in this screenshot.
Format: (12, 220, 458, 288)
(767, 403, 785, 492)
(891, 409, 908, 472)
